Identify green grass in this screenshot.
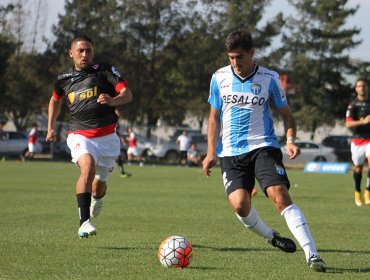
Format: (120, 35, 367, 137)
(0, 160, 369, 279)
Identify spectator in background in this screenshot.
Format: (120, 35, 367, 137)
(24, 123, 38, 160)
(187, 143, 201, 167)
(0, 122, 5, 140)
(176, 130, 191, 165)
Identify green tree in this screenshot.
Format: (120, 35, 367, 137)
(279, 0, 361, 139)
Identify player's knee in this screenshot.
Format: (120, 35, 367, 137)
(95, 165, 112, 182)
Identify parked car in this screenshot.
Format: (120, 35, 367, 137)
(152, 133, 207, 163)
(0, 130, 42, 158)
(281, 140, 337, 164)
(321, 135, 351, 162)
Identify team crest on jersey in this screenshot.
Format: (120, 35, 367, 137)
(68, 92, 75, 104)
(251, 83, 261, 95)
(92, 64, 99, 70)
(275, 165, 285, 176)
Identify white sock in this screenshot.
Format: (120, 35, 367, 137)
(236, 208, 274, 240)
(281, 204, 318, 261)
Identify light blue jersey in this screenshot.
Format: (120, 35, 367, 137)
(208, 64, 287, 157)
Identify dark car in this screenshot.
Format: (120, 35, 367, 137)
(321, 135, 351, 162)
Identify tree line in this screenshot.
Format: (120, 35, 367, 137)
(1, 0, 369, 138)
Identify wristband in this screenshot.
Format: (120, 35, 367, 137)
(286, 136, 295, 144)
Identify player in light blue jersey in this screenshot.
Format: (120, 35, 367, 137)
(202, 31, 326, 272)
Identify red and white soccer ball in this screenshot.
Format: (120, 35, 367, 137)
(157, 236, 193, 268)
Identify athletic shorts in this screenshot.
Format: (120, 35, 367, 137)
(67, 132, 120, 169)
(351, 142, 370, 166)
(127, 146, 139, 156)
(219, 147, 290, 197)
(28, 143, 36, 153)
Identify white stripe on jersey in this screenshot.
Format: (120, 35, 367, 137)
(208, 64, 288, 157)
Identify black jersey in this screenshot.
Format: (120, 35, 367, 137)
(346, 98, 370, 139)
(53, 62, 127, 137)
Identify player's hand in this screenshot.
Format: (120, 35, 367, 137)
(202, 154, 217, 177)
(46, 129, 56, 142)
(363, 115, 370, 124)
(97, 93, 114, 106)
(285, 143, 300, 160)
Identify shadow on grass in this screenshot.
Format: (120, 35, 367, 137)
(100, 246, 134, 250)
(192, 244, 275, 252)
(325, 267, 370, 274)
(320, 248, 370, 255)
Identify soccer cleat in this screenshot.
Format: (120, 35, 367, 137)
(90, 197, 103, 218)
(355, 191, 363, 206)
(269, 231, 297, 253)
(78, 219, 97, 238)
(308, 255, 327, 272)
(364, 190, 370, 205)
(121, 173, 131, 178)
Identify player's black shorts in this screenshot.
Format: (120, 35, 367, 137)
(219, 147, 290, 196)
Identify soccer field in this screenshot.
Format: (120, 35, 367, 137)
(0, 161, 369, 279)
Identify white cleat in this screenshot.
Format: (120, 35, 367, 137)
(78, 219, 97, 238)
(90, 197, 103, 218)
(308, 255, 327, 272)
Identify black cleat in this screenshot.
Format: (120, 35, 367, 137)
(269, 231, 297, 253)
(308, 255, 327, 272)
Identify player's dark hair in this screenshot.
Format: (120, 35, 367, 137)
(355, 78, 367, 87)
(70, 35, 94, 48)
(225, 31, 253, 52)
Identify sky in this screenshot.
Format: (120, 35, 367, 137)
(1, 0, 369, 61)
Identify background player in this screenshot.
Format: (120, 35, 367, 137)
(345, 78, 370, 206)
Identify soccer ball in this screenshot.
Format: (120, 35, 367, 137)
(157, 236, 193, 268)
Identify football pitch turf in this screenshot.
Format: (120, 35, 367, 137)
(0, 161, 369, 279)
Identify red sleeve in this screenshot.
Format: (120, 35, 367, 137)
(52, 91, 63, 100)
(115, 81, 129, 94)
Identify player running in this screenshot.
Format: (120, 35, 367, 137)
(345, 79, 370, 206)
(46, 35, 132, 238)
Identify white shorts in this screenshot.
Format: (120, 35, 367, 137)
(67, 133, 120, 169)
(28, 143, 36, 153)
(127, 146, 139, 156)
(351, 142, 370, 165)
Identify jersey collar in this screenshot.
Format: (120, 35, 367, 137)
(231, 63, 259, 83)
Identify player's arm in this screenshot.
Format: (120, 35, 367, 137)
(202, 106, 220, 177)
(47, 96, 63, 142)
(97, 85, 132, 106)
(346, 116, 370, 128)
(278, 105, 300, 160)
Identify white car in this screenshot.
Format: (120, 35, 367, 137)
(152, 133, 207, 163)
(281, 140, 337, 164)
(0, 131, 42, 158)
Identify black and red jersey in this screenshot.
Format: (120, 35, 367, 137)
(346, 98, 370, 144)
(53, 62, 128, 138)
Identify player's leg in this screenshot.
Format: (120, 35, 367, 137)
(364, 144, 370, 205)
(90, 165, 113, 218)
(351, 142, 365, 206)
(89, 132, 120, 219)
(76, 154, 97, 238)
(221, 153, 295, 253)
(266, 187, 316, 255)
(256, 148, 325, 271)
